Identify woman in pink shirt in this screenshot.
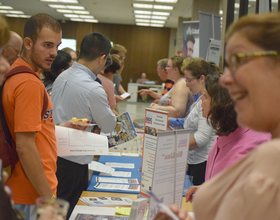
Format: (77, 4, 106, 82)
(184, 73, 271, 202)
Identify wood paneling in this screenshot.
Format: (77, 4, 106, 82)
(6, 17, 170, 90)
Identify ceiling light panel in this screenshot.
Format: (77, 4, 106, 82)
(155, 0, 177, 2)
(133, 4, 153, 8)
(67, 5, 84, 9)
(48, 4, 67, 8)
(152, 11, 170, 15)
(135, 14, 151, 19)
(135, 19, 150, 22)
(79, 15, 94, 19)
(63, 13, 79, 17)
(6, 14, 19, 17)
(84, 19, 98, 23)
(73, 10, 89, 14)
(150, 24, 164, 27)
(0, 6, 13, 9)
(9, 10, 24, 14)
(56, 9, 72, 13)
(134, 10, 152, 14)
(151, 15, 168, 20)
(136, 23, 150, 26)
(0, 10, 8, 13)
(40, 0, 78, 3)
(150, 20, 165, 23)
(153, 5, 173, 10)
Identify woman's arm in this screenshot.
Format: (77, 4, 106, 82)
(151, 80, 190, 118)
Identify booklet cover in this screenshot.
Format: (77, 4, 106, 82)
(107, 112, 137, 148)
(75, 214, 130, 220)
(79, 197, 133, 207)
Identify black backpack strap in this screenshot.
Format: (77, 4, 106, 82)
(1, 66, 49, 145)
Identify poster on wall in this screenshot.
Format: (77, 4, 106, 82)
(182, 21, 199, 58)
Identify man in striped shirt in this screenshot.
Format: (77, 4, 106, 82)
(137, 58, 174, 102)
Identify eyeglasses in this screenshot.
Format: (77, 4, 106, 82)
(8, 45, 20, 55)
(228, 50, 278, 73)
(165, 64, 172, 68)
(119, 56, 125, 60)
(185, 75, 200, 83)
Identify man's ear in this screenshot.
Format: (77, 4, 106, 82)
(98, 54, 106, 64)
(200, 74, 205, 82)
(23, 37, 33, 51)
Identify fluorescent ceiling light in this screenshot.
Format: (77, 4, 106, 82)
(49, 4, 84, 9)
(70, 18, 83, 21)
(234, 3, 239, 8)
(48, 4, 66, 8)
(150, 24, 164, 27)
(150, 20, 165, 23)
(219, 10, 223, 15)
(136, 23, 150, 26)
(0, 6, 13, 9)
(152, 11, 170, 16)
(133, 4, 153, 9)
(155, 0, 177, 2)
(135, 14, 151, 19)
(9, 10, 24, 14)
(63, 14, 79, 18)
(0, 10, 8, 13)
(73, 10, 89, 14)
(57, 9, 72, 13)
(151, 15, 168, 20)
(67, 5, 85, 9)
(134, 0, 177, 2)
(135, 19, 150, 22)
(154, 5, 173, 10)
(70, 18, 98, 23)
(84, 19, 98, 23)
(79, 15, 94, 19)
(6, 14, 19, 17)
(134, 10, 152, 14)
(41, 0, 78, 2)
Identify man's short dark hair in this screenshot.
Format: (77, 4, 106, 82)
(183, 34, 195, 45)
(79, 32, 112, 62)
(24, 13, 61, 43)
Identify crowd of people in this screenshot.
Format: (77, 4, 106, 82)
(1, 10, 280, 220)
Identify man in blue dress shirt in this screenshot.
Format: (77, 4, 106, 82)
(51, 32, 116, 218)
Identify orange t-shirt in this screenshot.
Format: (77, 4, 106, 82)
(3, 59, 57, 205)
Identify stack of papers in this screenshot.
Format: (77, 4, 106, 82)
(79, 197, 133, 207)
(88, 161, 115, 175)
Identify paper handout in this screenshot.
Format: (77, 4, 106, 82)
(55, 126, 108, 156)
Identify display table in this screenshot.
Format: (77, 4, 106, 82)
(77, 191, 193, 211)
(127, 83, 163, 102)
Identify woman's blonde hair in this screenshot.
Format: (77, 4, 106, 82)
(225, 12, 280, 52)
(0, 16, 10, 47)
(170, 55, 185, 75)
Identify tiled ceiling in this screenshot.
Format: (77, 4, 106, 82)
(0, 0, 194, 28)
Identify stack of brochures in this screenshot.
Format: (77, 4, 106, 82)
(79, 197, 133, 207)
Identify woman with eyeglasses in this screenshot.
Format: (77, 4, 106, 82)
(154, 12, 280, 220)
(182, 58, 219, 186)
(149, 55, 193, 118)
(184, 73, 270, 203)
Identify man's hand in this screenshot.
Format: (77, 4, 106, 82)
(115, 95, 124, 103)
(59, 120, 89, 131)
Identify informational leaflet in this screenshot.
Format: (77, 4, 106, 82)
(88, 161, 115, 175)
(148, 130, 190, 220)
(107, 112, 137, 148)
(94, 183, 140, 192)
(105, 162, 135, 169)
(99, 171, 132, 178)
(140, 108, 168, 197)
(96, 177, 138, 184)
(55, 126, 109, 156)
(79, 197, 133, 207)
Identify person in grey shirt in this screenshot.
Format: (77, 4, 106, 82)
(51, 32, 116, 218)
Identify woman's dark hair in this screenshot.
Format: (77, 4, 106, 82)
(44, 50, 71, 83)
(205, 72, 238, 136)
